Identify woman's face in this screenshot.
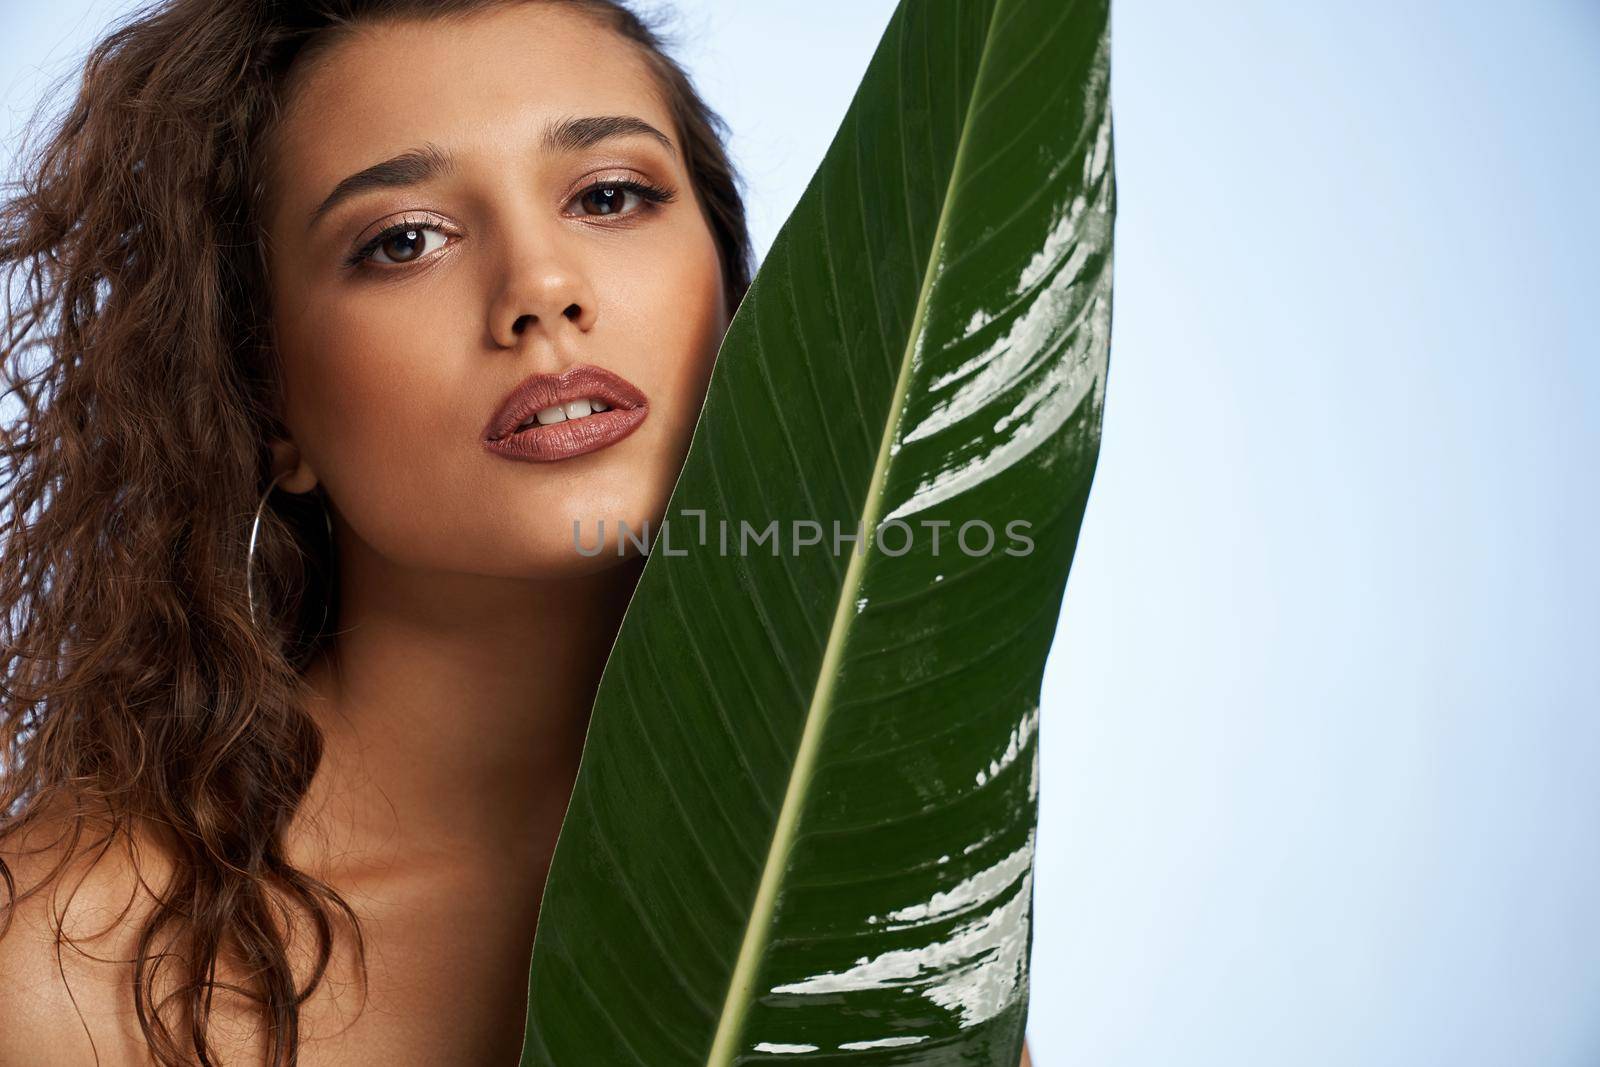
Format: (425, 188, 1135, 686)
(260, 2, 730, 578)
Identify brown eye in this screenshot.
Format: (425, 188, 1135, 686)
(350, 222, 450, 269)
(371, 226, 440, 264)
(565, 179, 674, 222)
(577, 185, 635, 217)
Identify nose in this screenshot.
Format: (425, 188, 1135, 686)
(488, 239, 599, 349)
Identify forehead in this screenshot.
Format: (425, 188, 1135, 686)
(266, 4, 667, 219)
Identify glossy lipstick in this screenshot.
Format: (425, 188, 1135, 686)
(483, 364, 648, 463)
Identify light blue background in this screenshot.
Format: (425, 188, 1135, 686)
(5, 3, 1597, 1064)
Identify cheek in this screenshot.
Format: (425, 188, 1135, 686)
(624, 225, 728, 464)
(278, 287, 475, 558)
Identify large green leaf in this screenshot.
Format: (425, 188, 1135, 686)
(521, 0, 1113, 1061)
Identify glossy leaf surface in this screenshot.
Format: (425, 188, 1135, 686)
(522, 0, 1114, 1061)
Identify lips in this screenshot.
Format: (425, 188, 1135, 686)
(482, 364, 649, 463)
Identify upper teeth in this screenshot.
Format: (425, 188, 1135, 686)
(520, 397, 611, 430)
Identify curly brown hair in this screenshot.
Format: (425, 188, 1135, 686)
(0, 1, 752, 1063)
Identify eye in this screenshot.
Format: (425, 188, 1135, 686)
(569, 178, 676, 219)
(348, 219, 452, 269)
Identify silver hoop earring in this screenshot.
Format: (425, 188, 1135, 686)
(247, 471, 335, 628)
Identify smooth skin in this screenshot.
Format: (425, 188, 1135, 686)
(0, 4, 1034, 1063)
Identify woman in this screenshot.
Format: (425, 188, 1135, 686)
(0, 0, 1035, 1063)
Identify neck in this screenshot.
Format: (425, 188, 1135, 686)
(288, 546, 645, 887)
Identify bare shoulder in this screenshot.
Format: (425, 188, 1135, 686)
(0, 807, 178, 1066)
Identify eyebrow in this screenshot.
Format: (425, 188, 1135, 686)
(306, 114, 676, 232)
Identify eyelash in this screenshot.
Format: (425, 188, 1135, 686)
(343, 177, 677, 269)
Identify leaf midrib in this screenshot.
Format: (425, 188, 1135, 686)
(702, 0, 1012, 1061)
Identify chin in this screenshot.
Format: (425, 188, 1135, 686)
(502, 493, 662, 576)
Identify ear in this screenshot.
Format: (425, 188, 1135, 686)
(267, 437, 319, 494)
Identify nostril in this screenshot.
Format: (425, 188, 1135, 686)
(563, 303, 581, 321)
